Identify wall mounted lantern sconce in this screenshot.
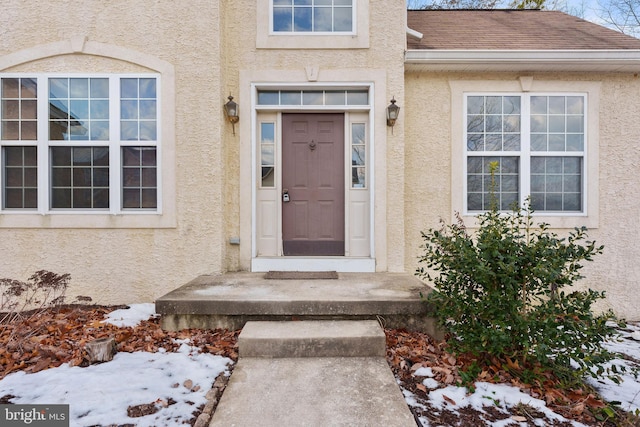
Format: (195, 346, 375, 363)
(224, 95, 239, 135)
(386, 97, 400, 133)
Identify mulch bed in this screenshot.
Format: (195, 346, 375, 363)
(0, 305, 632, 426)
(0, 305, 239, 380)
(385, 328, 622, 426)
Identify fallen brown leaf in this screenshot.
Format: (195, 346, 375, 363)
(443, 394, 457, 406)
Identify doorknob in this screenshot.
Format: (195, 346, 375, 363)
(282, 189, 290, 202)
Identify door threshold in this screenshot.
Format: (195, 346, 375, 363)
(251, 257, 375, 273)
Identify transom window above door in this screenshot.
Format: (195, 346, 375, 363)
(272, 0, 354, 33)
(257, 89, 367, 106)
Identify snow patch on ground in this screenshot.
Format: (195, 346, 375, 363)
(404, 322, 640, 426)
(1, 304, 638, 427)
(102, 303, 158, 327)
(0, 343, 233, 427)
(435, 382, 585, 425)
(413, 366, 434, 377)
(0, 303, 233, 426)
(586, 321, 640, 413)
(410, 382, 587, 427)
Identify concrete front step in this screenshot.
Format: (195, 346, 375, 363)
(156, 272, 441, 337)
(238, 320, 386, 358)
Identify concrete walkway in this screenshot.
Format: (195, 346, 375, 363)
(209, 320, 417, 427)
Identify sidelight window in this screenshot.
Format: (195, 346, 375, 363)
(351, 123, 366, 188)
(260, 122, 276, 188)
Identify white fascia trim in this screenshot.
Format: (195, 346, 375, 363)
(405, 49, 640, 71)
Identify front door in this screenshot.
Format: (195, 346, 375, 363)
(282, 113, 345, 256)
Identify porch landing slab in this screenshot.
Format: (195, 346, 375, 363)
(155, 272, 440, 336)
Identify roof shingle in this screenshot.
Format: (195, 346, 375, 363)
(407, 10, 640, 50)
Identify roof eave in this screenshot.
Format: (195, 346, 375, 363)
(405, 49, 640, 72)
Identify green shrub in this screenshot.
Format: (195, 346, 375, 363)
(417, 195, 618, 384)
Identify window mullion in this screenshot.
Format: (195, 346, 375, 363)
(331, 2, 335, 32)
(521, 94, 531, 208)
(37, 76, 49, 213)
(155, 75, 162, 214)
(582, 94, 588, 213)
(462, 95, 468, 213)
(109, 76, 120, 213)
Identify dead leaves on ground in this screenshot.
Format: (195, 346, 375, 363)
(386, 328, 461, 386)
(0, 308, 617, 426)
(385, 328, 611, 426)
(0, 305, 239, 381)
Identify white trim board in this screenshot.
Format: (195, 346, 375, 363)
(251, 257, 375, 272)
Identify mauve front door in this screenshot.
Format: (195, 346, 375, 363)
(282, 113, 345, 256)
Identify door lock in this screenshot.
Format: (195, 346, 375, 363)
(282, 189, 290, 202)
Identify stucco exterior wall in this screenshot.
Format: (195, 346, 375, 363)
(587, 73, 640, 319)
(3, 2, 638, 319)
(404, 72, 452, 269)
(404, 71, 640, 320)
(0, 0, 409, 304)
(225, 0, 408, 272)
(0, 1, 225, 304)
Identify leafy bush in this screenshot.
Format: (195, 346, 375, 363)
(417, 195, 618, 384)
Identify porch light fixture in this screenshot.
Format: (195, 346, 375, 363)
(224, 95, 239, 134)
(386, 97, 400, 131)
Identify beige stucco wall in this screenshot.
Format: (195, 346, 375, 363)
(5, 2, 636, 320)
(0, 0, 410, 304)
(0, 1, 226, 304)
(224, 0, 408, 272)
(404, 71, 640, 321)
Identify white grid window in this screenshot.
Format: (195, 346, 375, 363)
(465, 93, 586, 213)
(272, 0, 353, 33)
(0, 74, 159, 213)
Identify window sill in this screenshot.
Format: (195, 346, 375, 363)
(456, 212, 598, 230)
(0, 212, 176, 229)
(256, 34, 369, 50)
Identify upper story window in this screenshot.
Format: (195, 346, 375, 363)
(1, 74, 159, 213)
(273, 0, 353, 33)
(258, 0, 367, 49)
(465, 93, 585, 214)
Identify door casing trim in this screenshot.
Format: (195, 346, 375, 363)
(249, 83, 375, 271)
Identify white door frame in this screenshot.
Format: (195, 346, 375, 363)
(249, 82, 376, 272)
